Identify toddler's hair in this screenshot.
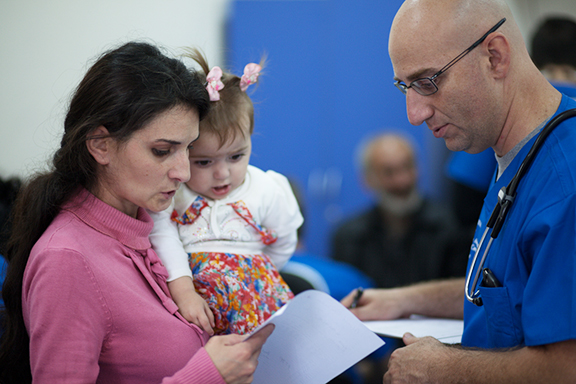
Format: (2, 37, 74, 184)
(184, 48, 265, 147)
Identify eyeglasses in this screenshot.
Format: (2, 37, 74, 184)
(394, 18, 506, 96)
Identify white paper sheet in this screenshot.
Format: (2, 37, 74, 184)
(363, 315, 463, 344)
(247, 290, 385, 384)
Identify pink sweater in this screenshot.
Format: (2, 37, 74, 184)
(22, 188, 226, 384)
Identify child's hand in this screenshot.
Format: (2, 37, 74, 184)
(167, 276, 215, 335)
(179, 290, 216, 335)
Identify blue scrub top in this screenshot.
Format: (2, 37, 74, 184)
(462, 94, 576, 349)
(551, 82, 576, 100)
(445, 84, 575, 194)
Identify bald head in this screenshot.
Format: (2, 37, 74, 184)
(391, 0, 520, 53)
(388, 0, 560, 156)
(389, 0, 526, 79)
(362, 134, 414, 171)
(362, 134, 417, 200)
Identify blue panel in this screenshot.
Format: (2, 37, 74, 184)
(227, 0, 452, 258)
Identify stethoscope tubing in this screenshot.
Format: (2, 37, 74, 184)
(464, 108, 576, 306)
(465, 227, 492, 304)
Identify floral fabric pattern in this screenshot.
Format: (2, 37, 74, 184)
(170, 195, 293, 334)
(170, 197, 209, 225)
(189, 251, 293, 334)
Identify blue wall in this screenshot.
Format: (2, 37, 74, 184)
(227, 0, 452, 258)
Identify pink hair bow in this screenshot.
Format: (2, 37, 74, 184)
(206, 66, 224, 101)
(239, 63, 261, 92)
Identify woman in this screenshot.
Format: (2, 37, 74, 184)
(0, 41, 272, 383)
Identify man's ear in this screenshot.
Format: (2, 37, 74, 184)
(86, 126, 113, 165)
(486, 34, 511, 79)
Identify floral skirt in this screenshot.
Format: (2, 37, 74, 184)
(189, 252, 294, 335)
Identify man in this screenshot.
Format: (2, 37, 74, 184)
(330, 133, 468, 289)
(342, 0, 576, 382)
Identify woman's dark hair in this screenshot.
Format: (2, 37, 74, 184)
(0, 41, 209, 383)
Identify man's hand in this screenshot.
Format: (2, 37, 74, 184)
(384, 333, 452, 384)
(341, 288, 408, 321)
(341, 279, 465, 321)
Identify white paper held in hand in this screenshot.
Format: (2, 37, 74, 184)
(363, 315, 464, 344)
(246, 290, 385, 384)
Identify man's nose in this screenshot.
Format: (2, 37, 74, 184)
(405, 89, 434, 127)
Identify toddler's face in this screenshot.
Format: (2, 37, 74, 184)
(186, 130, 251, 200)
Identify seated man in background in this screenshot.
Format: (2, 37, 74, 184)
(330, 133, 469, 289)
(281, 179, 375, 301)
(330, 133, 469, 383)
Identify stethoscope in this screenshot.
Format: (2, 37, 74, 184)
(465, 108, 576, 306)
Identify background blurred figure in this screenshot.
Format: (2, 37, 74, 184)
(531, 16, 576, 96)
(0, 176, 21, 318)
(329, 133, 469, 383)
(0, 176, 21, 255)
(330, 133, 469, 289)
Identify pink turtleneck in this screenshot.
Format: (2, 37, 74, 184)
(22, 188, 225, 384)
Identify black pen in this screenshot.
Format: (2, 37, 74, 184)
(350, 287, 364, 309)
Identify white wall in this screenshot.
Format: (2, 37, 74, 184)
(0, 0, 230, 178)
(1, 0, 575, 179)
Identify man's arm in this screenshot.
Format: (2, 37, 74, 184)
(385, 334, 576, 383)
(341, 277, 465, 320)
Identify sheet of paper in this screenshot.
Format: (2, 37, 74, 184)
(248, 290, 385, 384)
(363, 315, 463, 344)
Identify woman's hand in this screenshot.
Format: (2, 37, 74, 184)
(205, 324, 275, 384)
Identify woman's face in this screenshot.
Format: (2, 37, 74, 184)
(94, 106, 199, 217)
